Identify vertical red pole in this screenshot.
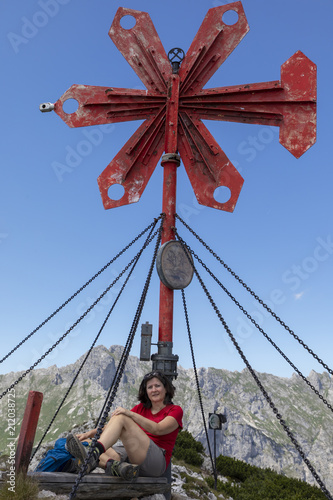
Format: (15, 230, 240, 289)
(158, 73, 180, 344)
(15, 391, 43, 474)
(159, 159, 177, 342)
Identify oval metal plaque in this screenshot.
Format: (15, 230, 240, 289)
(156, 241, 194, 290)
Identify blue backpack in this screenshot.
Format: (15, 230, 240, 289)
(35, 437, 88, 472)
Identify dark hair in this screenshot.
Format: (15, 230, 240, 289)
(138, 371, 176, 408)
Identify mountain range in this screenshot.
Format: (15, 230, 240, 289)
(0, 344, 332, 493)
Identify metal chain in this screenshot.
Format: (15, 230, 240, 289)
(175, 230, 333, 500)
(30, 218, 160, 462)
(1, 216, 162, 365)
(185, 242, 333, 414)
(95, 213, 166, 429)
(69, 214, 165, 500)
(0, 217, 163, 401)
(175, 214, 333, 377)
(181, 289, 216, 476)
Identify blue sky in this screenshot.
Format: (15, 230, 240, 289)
(1, 0, 332, 379)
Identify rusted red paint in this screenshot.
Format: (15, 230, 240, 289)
(159, 157, 177, 342)
(159, 73, 180, 342)
(53, 3, 316, 214)
(178, 2, 249, 95)
(183, 51, 316, 159)
(15, 391, 43, 474)
(109, 8, 171, 95)
(52, 2, 317, 345)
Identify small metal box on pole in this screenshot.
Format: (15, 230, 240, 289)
(140, 322, 152, 361)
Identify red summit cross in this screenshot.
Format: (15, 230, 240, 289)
(41, 2, 316, 371)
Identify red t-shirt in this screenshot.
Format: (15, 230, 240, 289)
(131, 402, 183, 467)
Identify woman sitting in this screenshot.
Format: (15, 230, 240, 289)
(66, 370, 183, 479)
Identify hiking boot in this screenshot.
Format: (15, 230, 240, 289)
(105, 460, 139, 480)
(66, 433, 100, 474)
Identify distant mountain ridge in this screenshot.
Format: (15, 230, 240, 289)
(0, 344, 332, 492)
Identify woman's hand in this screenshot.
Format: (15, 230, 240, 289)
(76, 429, 96, 441)
(111, 407, 130, 418)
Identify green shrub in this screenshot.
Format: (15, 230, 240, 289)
(216, 455, 257, 482)
(209, 455, 328, 500)
(173, 430, 204, 466)
(173, 431, 327, 500)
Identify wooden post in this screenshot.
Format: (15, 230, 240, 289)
(15, 390, 43, 474)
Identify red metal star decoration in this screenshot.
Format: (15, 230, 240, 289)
(52, 2, 316, 213)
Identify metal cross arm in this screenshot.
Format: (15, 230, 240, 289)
(181, 51, 316, 159)
(45, 2, 316, 213)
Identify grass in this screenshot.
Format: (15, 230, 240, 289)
(0, 473, 39, 500)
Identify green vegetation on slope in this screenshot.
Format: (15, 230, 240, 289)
(205, 455, 328, 500)
(175, 430, 328, 500)
(173, 429, 204, 466)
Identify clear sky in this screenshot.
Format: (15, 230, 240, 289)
(1, 0, 332, 379)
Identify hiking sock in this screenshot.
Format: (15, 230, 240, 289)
(95, 441, 106, 455)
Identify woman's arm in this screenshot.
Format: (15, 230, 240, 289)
(76, 429, 96, 441)
(76, 425, 106, 441)
(111, 407, 179, 436)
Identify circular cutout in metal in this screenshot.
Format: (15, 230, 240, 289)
(62, 98, 79, 114)
(156, 241, 194, 290)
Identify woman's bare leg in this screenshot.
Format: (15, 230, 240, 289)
(98, 415, 150, 465)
